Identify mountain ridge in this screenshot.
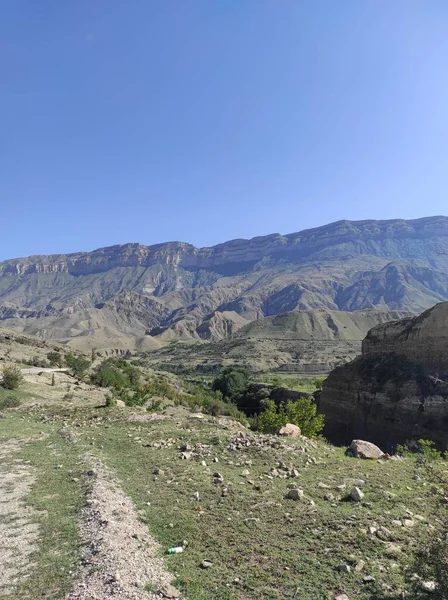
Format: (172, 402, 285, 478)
(1, 216, 448, 350)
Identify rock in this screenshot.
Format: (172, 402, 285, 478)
(160, 584, 181, 598)
(333, 595, 350, 600)
(193, 491, 200, 501)
(115, 399, 126, 408)
(376, 526, 392, 541)
(336, 564, 351, 573)
(320, 303, 448, 449)
(278, 423, 301, 437)
(201, 559, 213, 569)
(289, 469, 300, 478)
(363, 576, 376, 584)
(350, 487, 364, 502)
(153, 468, 164, 475)
(241, 469, 250, 477)
(350, 440, 385, 460)
(421, 581, 437, 593)
(403, 519, 415, 527)
(287, 488, 304, 501)
(354, 560, 365, 572)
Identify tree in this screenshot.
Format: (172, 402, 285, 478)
(1, 364, 23, 390)
(212, 367, 249, 400)
(65, 355, 91, 379)
(255, 398, 325, 438)
(47, 351, 63, 367)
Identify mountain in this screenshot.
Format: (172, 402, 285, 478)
(1, 216, 448, 350)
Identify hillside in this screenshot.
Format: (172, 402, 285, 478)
(0, 217, 448, 350)
(0, 354, 446, 600)
(147, 309, 411, 376)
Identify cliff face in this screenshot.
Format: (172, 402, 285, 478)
(319, 302, 448, 450)
(0, 216, 448, 349)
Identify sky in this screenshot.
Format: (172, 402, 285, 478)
(1, 1, 448, 260)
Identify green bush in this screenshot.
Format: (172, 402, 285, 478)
(254, 398, 324, 438)
(47, 351, 63, 367)
(396, 438, 443, 461)
(65, 355, 91, 379)
(212, 367, 249, 400)
(1, 365, 23, 390)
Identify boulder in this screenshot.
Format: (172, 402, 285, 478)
(115, 399, 126, 408)
(278, 423, 301, 437)
(350, 440, 385, 460)
(350, 487, 364, 502)
(287, 488, 304, 501)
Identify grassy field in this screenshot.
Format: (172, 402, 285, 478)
(0, 390, 445, 600)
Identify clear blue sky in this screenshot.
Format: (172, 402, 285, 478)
(1, 1, 448, 260)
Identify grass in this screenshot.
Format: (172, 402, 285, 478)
(0, 399, 444, 600)
(77, 415, 439, 600)
(0, 414, 86, 600)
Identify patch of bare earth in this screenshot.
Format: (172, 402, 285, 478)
(0, 439, 39, 595)
(65, 458, 182, 600)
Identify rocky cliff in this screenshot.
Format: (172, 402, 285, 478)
(1, 216, 448, 349)
(319, 302, 448, 450)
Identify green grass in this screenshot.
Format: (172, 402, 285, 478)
(0, 415, 86, 600)
(0, 403, 443, 600)
(79, 416, 438, 600)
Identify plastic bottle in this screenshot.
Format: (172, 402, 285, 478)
(167, 546, 184, 554)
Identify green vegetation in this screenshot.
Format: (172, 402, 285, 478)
(254, 397, 325, 437)
(65, 354, 91, 379)
(212, 367, 249, 399)
(1, 364, 23, 390)
(47, 351, 63, 367)
(396, 438, 444, 461)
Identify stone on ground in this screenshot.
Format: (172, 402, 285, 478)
(350, 439, 385, 459)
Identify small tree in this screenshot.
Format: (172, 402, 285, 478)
(212, 367, 249, 400)
(255, 398, 324, 438)
(47, 351, 63, 367)
(65, 355, 91, 379)
(1, 365, 23, 390)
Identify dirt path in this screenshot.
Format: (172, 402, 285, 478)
(65, 456, 182, 600)
(0, 439, 39, 596)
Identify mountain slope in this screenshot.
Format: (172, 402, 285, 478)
(0, 216, 447, 349)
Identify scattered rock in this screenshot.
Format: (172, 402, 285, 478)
(349, 440, 385, 460)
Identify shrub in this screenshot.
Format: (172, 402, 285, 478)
(47, 351, 63, 367)
(1, 365, 23, 390)
(212, 367, 249, 400)
(65, 355, 91, 379)
(254, 398, 324, 438)
(396, 438, 443, 462)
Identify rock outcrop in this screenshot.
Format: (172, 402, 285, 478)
(319, 302, 448, 450)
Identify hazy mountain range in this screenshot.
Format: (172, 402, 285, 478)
(1, 216, 447, 350)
